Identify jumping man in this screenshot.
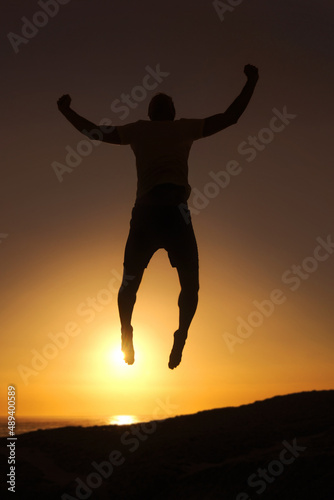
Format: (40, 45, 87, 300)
(57, 64, 259, 369)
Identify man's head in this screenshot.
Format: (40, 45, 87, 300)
(148, 93, 175, 121)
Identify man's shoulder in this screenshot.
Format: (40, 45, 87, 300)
(121, 119, 201, 126)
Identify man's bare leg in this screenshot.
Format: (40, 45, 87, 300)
(169, 265, 199, 369)
(118, 269, 144, 365)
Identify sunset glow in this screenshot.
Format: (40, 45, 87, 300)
(1, 1, 333, 422)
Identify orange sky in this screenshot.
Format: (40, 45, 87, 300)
(1, 0, 333, 418)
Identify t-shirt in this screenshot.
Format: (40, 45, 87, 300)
(116, 119, 205, 201)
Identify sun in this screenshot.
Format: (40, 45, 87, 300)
(111, 346, 126, 367)
(91, 326, 161, 393)
(108, 344, 142, 371)
(95, 325, 156, 380)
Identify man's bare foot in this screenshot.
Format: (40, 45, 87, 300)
(121, 326, 135, 365)
(168, 330, 187, 369)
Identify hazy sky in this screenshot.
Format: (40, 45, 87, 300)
(1, 0, 333, 418)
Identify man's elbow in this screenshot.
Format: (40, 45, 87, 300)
(80, 126, 100, 140)
(203, 113, 239, 137)
(224, 111, 239, 126)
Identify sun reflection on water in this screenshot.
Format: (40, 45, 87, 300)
(108, 415, 139, 426)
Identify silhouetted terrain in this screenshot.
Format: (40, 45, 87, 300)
(1, 390, 333, 499)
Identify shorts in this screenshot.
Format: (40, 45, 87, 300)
(122, 203, 199, 274)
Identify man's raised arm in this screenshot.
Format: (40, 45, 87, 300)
(203, 64, 259, 137)
(57, 94, 121, 144)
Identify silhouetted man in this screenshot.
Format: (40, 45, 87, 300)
(57, 64, 259, 369)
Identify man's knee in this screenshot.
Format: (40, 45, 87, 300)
(178, 282, 198, 310)
(180, 274, 199, 294)
(119, 268, 143, 294)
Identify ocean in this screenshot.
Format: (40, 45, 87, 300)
(0, 414, 165, 437)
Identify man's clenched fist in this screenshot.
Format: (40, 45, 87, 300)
(57, 94, 72, 111)
(244, 64, 259, 82)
